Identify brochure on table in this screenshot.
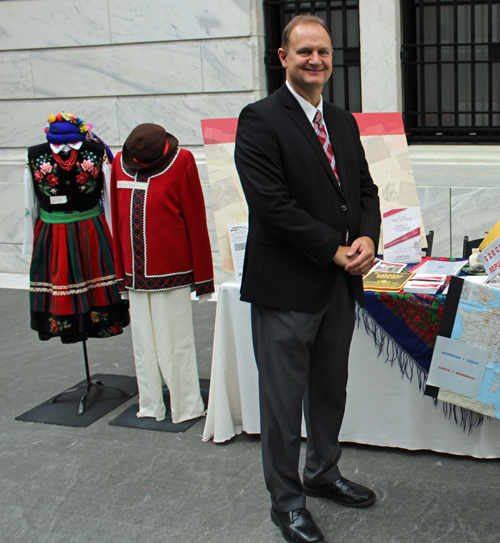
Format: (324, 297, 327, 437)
(228, 223, 248, 280)
(427, 336, 488, 398)
(403, 274, 447, 294)
(371, 260, 406, 273)
(413, 259, 464, 276)
(382, 207, 422, 263)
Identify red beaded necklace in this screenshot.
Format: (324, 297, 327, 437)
(52, 148, 78, 170)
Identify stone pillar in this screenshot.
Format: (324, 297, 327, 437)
(359, 0, 402, 112)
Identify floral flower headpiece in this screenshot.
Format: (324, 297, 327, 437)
(43, 112, 89, 134)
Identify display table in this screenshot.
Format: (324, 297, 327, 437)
(203, 281, 500, 458)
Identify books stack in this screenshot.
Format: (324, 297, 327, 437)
(403, 274, 447, 294)
(363, 271, 415, 292)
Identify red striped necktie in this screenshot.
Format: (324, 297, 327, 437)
(313, 110, 340, 186)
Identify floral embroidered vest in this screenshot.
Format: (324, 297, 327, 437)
(28, 141, 105, 213)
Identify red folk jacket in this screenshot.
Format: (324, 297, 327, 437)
(110, 148, 214, 296)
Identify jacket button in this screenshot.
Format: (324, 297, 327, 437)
(341, 205, 347, 212)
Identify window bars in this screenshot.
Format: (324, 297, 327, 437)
(263, 0, 362, 112)
(402, 0, 500, 142)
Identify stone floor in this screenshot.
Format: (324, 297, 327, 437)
(1, 280, 500, 543)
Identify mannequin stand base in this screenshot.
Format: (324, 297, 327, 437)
(48, 379, 133, 415)
(109, 378, 209, 433)
(15, 373, 139, 428)
(47, 338, 132, 415)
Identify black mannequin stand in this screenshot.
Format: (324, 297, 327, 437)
(48, 339, 133, 415)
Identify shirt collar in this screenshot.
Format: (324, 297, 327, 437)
(50, 141, 83, 154)
(286, 80, 324, 125)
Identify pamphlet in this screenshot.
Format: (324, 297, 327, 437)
(427, 336, 488, 399)
(370, 260, 407, 273)
(228, 223, 248, 280)
(412, 259, 464, 276)
(403, 282, 444, 295)
(403, 273, 447, 294)
(382, 207, 422, 263)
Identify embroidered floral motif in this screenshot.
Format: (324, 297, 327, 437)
(110, 322, 122, 334)
(76, 172, 88, 185)
(48, 317, 72, 333)
(91, 310, 109, 323)
(75, 150, 103, 193)
(47, 174, 58, 187)
(81, 159, 94, 172)
(96, 322, 123, 337)
(40, 162, 52, 174)
(30, 153, 60, 197)
(31, 147, 103, 198)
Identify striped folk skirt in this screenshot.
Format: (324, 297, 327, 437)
(29, 214, 130, 343)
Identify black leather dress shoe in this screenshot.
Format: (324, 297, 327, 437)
(271, 507, 324, 543)
(303, 476, 376, 508)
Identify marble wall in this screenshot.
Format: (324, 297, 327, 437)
(411, 146, 500, 258)
(1, 0, 499, 276)
(0, 0, 266, 279)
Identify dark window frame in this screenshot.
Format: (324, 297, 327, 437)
(263, 0, 362, 112)
(401, 0, 500, 143)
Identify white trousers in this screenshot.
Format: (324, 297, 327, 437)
(128, 287, 205, 423)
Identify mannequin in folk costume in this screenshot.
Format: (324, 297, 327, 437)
(110, 124, 214, 424)
(23, 112, 130, 343)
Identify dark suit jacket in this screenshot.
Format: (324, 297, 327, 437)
(234, 84, 381, 313)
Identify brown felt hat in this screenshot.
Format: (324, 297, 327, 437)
(122, 123, 179, 171)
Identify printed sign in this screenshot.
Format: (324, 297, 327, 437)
(427, 336, 488, 398)
(382, 207, 422, 263)
(228, 223, 248, 280)
(478, 236, 500, 280)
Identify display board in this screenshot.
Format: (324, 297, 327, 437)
(352, 113, 426, 250)
(201, 119, 246, 272)
(201, 113, 425, 272)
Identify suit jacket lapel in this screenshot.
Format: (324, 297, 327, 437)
(278, 85, 343, 195)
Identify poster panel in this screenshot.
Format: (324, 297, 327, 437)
(201, 113, 425, 272)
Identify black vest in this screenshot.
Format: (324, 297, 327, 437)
(27, 141, 105, 213)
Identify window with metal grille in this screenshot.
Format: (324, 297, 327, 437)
(402, 0, 500, 143)
(263, 0, 361, 112)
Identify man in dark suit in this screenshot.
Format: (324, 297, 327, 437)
(234, 15, 381, 543)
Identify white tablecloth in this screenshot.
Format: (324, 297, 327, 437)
(203, 280, 500, 458)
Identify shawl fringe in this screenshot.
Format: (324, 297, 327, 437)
(441, 401, 484, 435)
(355, 304, 484, 433)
